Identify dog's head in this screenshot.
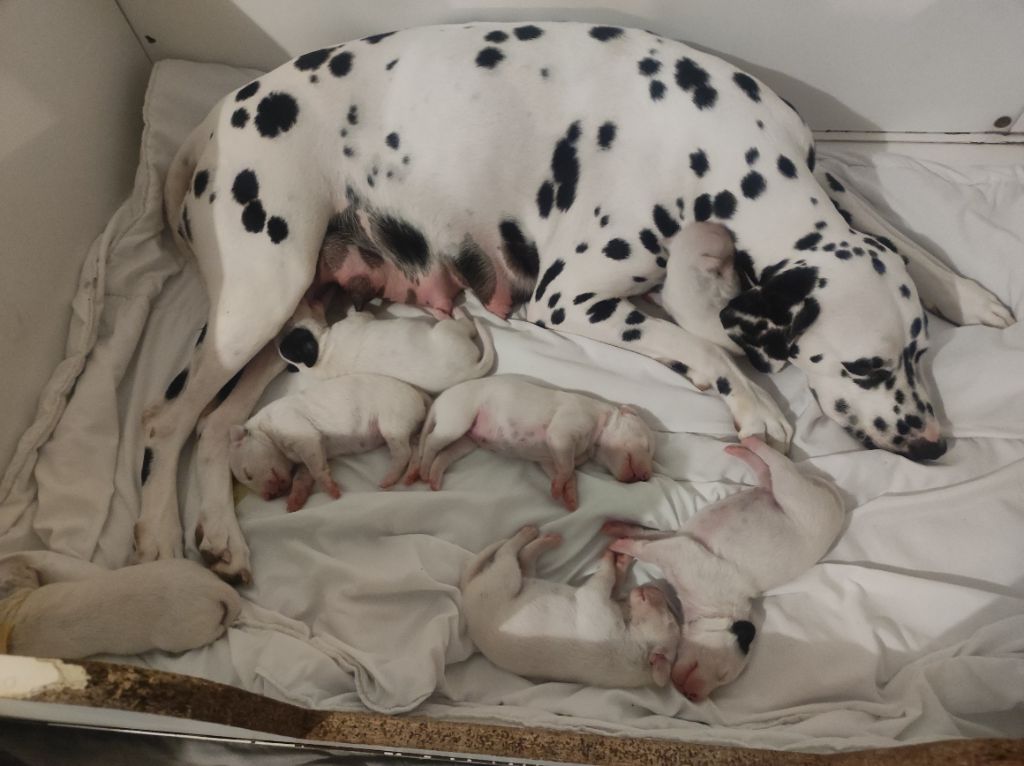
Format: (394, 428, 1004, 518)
(623, 583, 680, 687)
(671, 617, 755, 702)
(228, 425, 293, 500)
(720, 238, 944, 460)
(595, 405, 655, 483)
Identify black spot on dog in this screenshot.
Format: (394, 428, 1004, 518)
(807, 146, 816, 172)
(675, 57, 717, 109)
(376, 215, 430, 270)
(714, 191, 737, 219)
(873, 417, 888, 432)
(632, 276, 647, 283)
(600, 215, 610, 227)
(534, 259, 565, 301)
(514, 24, 544, 40)
(347, 105, 359, 125)
(267, 216, 289, 244)
(165, 369, 188, 400)
(476, 47, 505, 68)
(733, 72, 760, 102)
(386, 132, 400, 149)
(329, 51, 354, 77)
(551, 122, 582, 212)
(810, 353, 823, 363)
(872, 257, 886, 275)
(835, 399, 849, 414)
(777, 155, 797, 178)
(603, 238, 631, 260)
(649, 80, 667, 100)
(242, 200, 266, 233)
(590, 26, 624, 41)
(741, 171, 766, 200)
(196, 324, 207, 346)
(535, 320, 547, 329)
(231, 108, 249, 128)
(638, 57, 661, 75)
(745, 147, 760, 165)
(454, 240, 496, 304)
(656, 256, 667, 268)
(597, 121, 616, 149)
(795, 232, 822, 250)
(386, 58, 398, 70)
(499, 219, 539, 279)
(363, 31, 396, 44)
(574, 292, 595, 305)
(141, 448, 153, 485)
(587, 297, 620, 322)
(834, 249, 852, 260)
(485, 30, 508, 42)
(295, 48, 333, 71)
(575, 243, 588, 253)
(639, 229, 660, 254)
(690, 149, 710, 177)
(236, 81, 260, 101)
(537, 181, 554, 218)
(716, 377, 732, 395)
(551, 308, 566, 324)
(625, 310, 646, 325)
(825, 172, 846, 193)
(669, 361, 689, 376)
(900, 284, 912, 299)
(622, 329, 642, 342)
(548, 292, 561, 309)
(694, 194, 712, 221)
(193, 170, 209, 197)
(910, 317, 922, 338)
(279, 327, 319, 367)
(255, 92, 299, 138)
(653, 205, 680, 237)
(343, 146, 355, 157)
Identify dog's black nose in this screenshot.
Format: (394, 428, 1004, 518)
(278, 327, 319, 367)
(906, 437, 947, 461)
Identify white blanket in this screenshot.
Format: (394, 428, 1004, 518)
(1, 59, 1022, 753)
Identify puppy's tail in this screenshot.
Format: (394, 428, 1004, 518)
(164, 118, 212, 260)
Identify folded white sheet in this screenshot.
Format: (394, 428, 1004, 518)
(1, 59, 1022, 752)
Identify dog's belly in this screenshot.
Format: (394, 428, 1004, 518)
(194, 22, 816, 310)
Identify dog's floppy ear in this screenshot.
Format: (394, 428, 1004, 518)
(278, 326, 320, 368)
(719, 261, 820, 373)
(730, 620, 756, 655)
(229, 425, 249, 446)
(649, 651, 672, 687)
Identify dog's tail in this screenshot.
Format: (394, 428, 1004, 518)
(815, 165, 932, 265)
(164, 119, 211, 259)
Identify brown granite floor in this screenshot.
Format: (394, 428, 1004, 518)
(17, 660, 1024, 765)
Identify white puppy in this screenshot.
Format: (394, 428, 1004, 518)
(410, 375, 655, 510)
(229, 373, 430, 511)
(604, 436, 845, 702)
(278, 303, 495, 394)
(661, 221, 742, 354)
(0, 558, 240, 658)
(461, 525, 678, 688)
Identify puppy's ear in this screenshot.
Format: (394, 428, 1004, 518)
(650, 652, 672, 687)
(278, 326, 320, 367)
(730, 620, 756, 655)
(228, 425, 249, 446)
(719, 263, 820, 373)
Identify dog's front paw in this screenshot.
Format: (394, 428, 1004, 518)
(944, 277, 1015, 328)
(133, 517, 184, 563)
(729, 384, 793, 453)
(194, 513, 252, 586)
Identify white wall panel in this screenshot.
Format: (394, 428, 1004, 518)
(118, 0, 1024, 134)
(0, 0, 151, 473)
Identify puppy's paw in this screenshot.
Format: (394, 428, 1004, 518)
(729, 385, 793, 454)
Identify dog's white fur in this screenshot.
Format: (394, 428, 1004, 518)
(283, 304, 495, 394)
(461, 525, 678, 688)
(229, 373, 430, 510)
(0, 558, 240, 658)
(605, 436, 845, 701)
(411, 375, 655, 510)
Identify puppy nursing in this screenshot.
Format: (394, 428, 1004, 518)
(229, 373, 430, 511)
(605, 436, 845, 701)
(411, 375, 655, 510)
(461, 526, 679, 688)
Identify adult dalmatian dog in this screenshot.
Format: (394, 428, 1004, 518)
(143, 21, 1013, 581)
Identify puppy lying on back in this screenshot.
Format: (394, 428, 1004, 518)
(461, 525, 679, 688)
(409, 375, 655, 510)
(604, 436, 845, 702)
(278, 302, 495, 395)
(229, 373, 430, 511)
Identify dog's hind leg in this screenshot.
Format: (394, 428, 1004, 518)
(819, 167, 1014, 327)
(529, 298, 793, 450)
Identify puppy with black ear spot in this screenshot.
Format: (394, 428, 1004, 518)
(603, 435, 845, 702)
(461, 526, 680, 689)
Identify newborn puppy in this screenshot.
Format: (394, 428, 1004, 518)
(229, 373, 430, 511)
(278, 302, 495, 395)
(461, 525, 678, 688)
(604, 436, 845, 702)
(0, 558, 240, 658)
(660, 222, 742, 353)
(410, 375, 655, 510)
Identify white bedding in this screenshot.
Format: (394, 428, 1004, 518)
(1, 59, 1022, 753)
